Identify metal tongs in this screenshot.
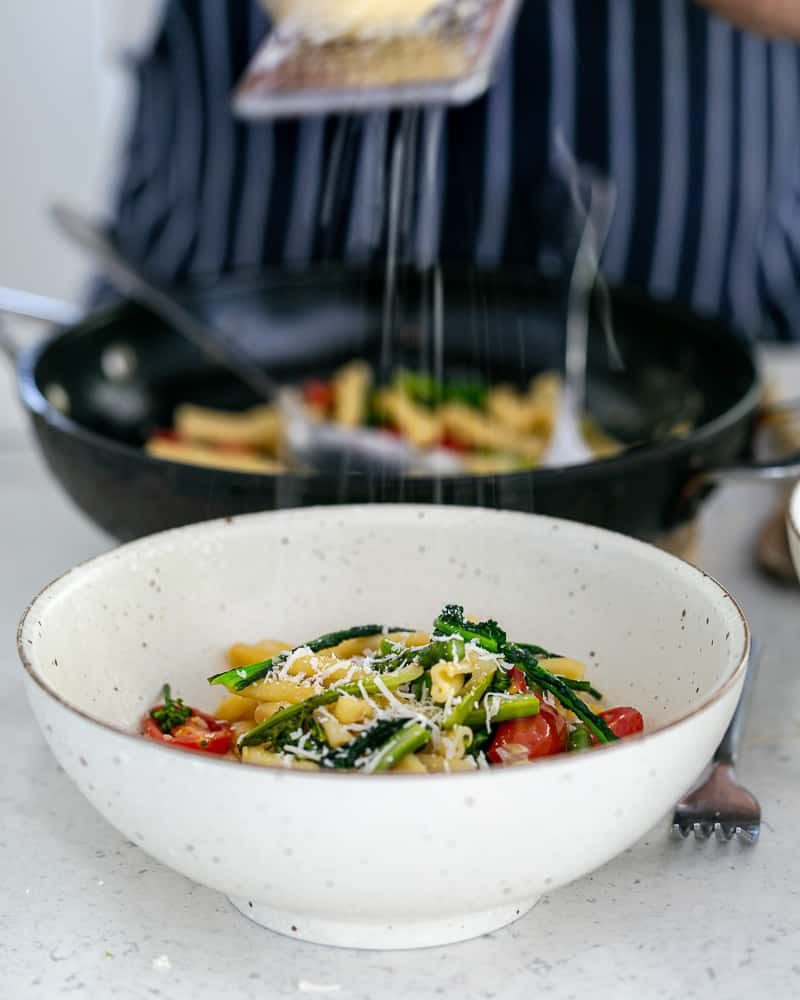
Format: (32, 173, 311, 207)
(233, 0, 522, 119)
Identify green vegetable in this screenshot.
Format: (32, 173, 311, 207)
(322, 718, 430, 771)
(396, 370, 487, 410)
(488, 669, 512, 693)
(466, 729, 491, 758)
(442, 664, 496, 729)
(209, 656, 275, 694)
(238, 661, 424, 749)
(567, 725, 592, 752)
(368, 722, 431, 772)
(208, 624, 407, 692)
(463, 692, 540, 728)
(515, 641, 555, 658)
(323, 719, 407, 769)
(410, 670, 432, 702)
(415, 637, 465, 668)
(512, 646, 603, 695)
(149, 684, 192, 734)
(559, 677, 603, 701)
(378, 635, 465, 669)
(305, 626, 411, 656)
(375, 636, 465, 701)
(434, 605, 506, 653)
(379, 638, 404, 657)
(504, 645, 617, 744)
(308, 715, 330, 749)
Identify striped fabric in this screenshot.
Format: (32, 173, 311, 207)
(112, 0, 800, 340)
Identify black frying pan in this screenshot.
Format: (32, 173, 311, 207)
(5, 267, 796, 543)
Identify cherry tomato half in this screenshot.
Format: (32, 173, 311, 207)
(591, 706, 644, 743)
(508, 667, 528, 695)
(302, 379, 334, 410)
(487, 704, 567, 764)
(142, 710, 233, 756)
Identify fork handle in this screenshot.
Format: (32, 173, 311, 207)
(714, 640, 760, 766)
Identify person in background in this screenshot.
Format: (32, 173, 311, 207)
(111, 1, 800, 340)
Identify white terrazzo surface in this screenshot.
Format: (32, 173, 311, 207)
(1, 347, 799, 1000)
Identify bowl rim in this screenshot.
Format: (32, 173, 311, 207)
(17, 505, 750, 784)
(787, 482, 800, 547)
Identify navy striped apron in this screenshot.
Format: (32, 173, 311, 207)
(111, 0, 800, 340)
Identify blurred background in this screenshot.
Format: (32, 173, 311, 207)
(0, 1, 162, 301)
(2, 0, 799, 571)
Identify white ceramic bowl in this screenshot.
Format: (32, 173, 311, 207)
(18, 506, 749, 950)
(788, 482, 800, 580)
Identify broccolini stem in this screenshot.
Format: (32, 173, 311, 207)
(442, 664, 496, 729)
(208, 656, 274, 693)
(567, 725, 592, 752)
(505, 645, 617, 744)
(323, 719, 407, 769)
(237, 661, 424, 748)
(368, 722, 431, 772)
(559, 677, 603, 701)
(414, 637, 465, 668)
(208, 624, 406, 692)
(305, 626, 410, 655)
(515, 641, 555, 658)
(463, 692, 540, 728)
(373, 636, 465, 673)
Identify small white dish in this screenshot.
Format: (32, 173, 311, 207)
(18, 506, 749, 950)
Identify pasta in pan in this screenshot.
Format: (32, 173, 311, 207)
(145, 362, 621, 476)
(141, 605, 644, 772)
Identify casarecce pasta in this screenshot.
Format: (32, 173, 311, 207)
(141, 606, 644, 771)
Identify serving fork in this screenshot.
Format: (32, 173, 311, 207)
(671, 643, 761, 843)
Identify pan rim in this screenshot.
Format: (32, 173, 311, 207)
(16, 273, 762, 487)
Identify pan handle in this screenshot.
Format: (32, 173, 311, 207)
(708, 397, 800, 482)
(0, 286, 83, 362)
(709, 452, 800, 483)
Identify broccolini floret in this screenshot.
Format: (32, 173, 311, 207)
(433, 605, 506, 653)
(149, 684, 192, 734)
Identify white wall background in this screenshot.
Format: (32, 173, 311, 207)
(0, 1, 163, 304)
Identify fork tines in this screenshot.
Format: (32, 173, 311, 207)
(671, 820, 759, 844)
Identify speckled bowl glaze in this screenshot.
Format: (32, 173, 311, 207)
(787, 483, 800, 580)
(18, 506, 749, 950)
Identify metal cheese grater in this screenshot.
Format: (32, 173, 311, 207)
(233, 0, 522, 118)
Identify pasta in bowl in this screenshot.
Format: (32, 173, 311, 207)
(18, 506, 748, 949)
(142, 605, 644, 771)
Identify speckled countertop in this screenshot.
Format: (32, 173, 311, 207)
(1, 348, 799, 1000)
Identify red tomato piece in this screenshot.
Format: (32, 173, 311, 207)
(508, 666, 528, 694)
(595, 706, 644, 741)
(302, 379, 333, 409)
(142, 711, 233, 755)
(487, 704, 567, 764)
(440, 433, 469, 453)
(151, 429, 185, 443)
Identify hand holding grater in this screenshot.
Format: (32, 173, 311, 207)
(233, 0, 522, 119)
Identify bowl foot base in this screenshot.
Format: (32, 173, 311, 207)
(227, 895, 540, 949)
